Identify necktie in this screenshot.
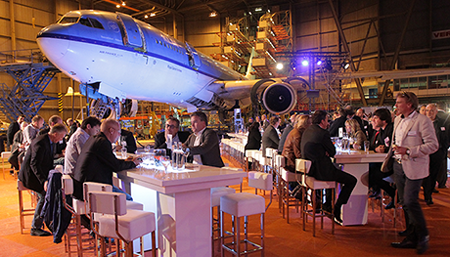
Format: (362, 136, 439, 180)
(373, 131, 380, 146)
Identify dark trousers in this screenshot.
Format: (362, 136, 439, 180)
(31, 190, 45, 229)
(393, 162, 428, 242)
(423, 150, 445, 201)
(369, 163, 395, 198)
(436, 156, 448, 188)
(330, 168, 357, 207)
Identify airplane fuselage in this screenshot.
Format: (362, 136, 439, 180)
(37, 10, 247, 110)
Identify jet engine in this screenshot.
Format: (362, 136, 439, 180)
(261, 82, 297, 115)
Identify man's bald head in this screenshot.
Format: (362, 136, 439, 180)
(426, 103, 438, 121)
(101, 119, 121, 143)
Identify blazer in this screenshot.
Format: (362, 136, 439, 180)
(244, 125, 261, 151)
(261, 125, 279, 157)
(72, 132, 136, 199)
(185, 128, 224, 167)
(301, 124, 338, 181)
(7, 121, 20, 147)
(19, 134, 54, 192)
(121, 129, 137, 153)
(387, 112, 438, 180)
(154, 131, 191, 149)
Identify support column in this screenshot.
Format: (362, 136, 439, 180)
(9, 0, 16, 53)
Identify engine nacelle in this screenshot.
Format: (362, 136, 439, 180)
(261, 82, 297, 115)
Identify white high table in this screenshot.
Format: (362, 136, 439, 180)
(334, 150, 387, 226)
(116, 164, 246, 257)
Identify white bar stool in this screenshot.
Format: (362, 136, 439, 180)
(2, 151, 12, 179)
(279, 167, 303, 224)
(245, 150, 259, 172)
(211, 187, 236, 257)
(296, 159, 336, 237)
(220, 171, 272, 256)
(88, 191, 157, 257)
(61, 175, 92, 257)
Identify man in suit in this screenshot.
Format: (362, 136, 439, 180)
(183, 111, 224, 167)
(72, 119, 141, 200)
(19, 123, 67, 236)
(154, 117, 190, 150)
(38, 115, 67, 166)
(23, 115, 44, 152)
(261, 116, 280, 157)
(301, 110, 357, 224)
(435, 102, 449, 188)
(423, 103, 447, 205)
(390, 92, 438, 254)
(6, 115, 24, 151)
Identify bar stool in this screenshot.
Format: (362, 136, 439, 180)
(61, 175, 93, 257)
(220, 171, 272, 256)
(296, 159, 336, 237)
(211, 187, 236, 257)
(2, 151, 12, 179)
(17, 180, 37, 234)
(245, 150, 259, 172)
(273, 154, 285, 212)
(279, 167, 302, 224)
(87, 190, 157, 257)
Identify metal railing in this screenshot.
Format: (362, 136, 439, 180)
(0, 49, 45, 65)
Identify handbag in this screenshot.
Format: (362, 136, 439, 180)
(381, 148, 394, 173)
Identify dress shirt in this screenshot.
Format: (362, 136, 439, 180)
(394, 111, 416, 159)
(64, 128, 90, 175)
(193, 127, 206, 165)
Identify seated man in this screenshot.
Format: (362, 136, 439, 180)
(154, 116, 190, 149)
(301, 110, 357, 224)
(72, 118, 141, 200)
(64, 116, 101, 175)
(38, 115, 67, 166)
(261, 116, 280, 157)
(19, 123, 68, 236)
(183, 111, 224, 167)
(120, 128, 138, 154)
(368, 108, 395, 209)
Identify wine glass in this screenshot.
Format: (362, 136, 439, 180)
(160, 156, 171, 173)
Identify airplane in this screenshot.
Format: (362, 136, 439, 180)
(36, 10, 450, 118)
(36, 10, 299, 117)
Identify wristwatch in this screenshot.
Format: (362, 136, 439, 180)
(406, 149, 411, 155)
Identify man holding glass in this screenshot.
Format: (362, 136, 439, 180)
(390, 92, 438, 254)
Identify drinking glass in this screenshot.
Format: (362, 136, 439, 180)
(160, 156, 171, 173)
(364, 141, 370, 153)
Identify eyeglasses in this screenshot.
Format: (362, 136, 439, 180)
(166, 124, 177, 129)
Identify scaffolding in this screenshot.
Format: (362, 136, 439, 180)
(0, 49, 59, 122)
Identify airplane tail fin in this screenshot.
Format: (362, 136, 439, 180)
(245, 47, 256, 79)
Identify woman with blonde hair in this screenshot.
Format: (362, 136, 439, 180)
(345, 118, 367, 150)
(282, 114, 312, 172)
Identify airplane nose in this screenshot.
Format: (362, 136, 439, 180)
(36, 24, 70, 62)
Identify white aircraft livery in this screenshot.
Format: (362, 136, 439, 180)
(36, 10, 298, 114)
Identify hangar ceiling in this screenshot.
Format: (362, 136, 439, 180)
(88, 0, 294, 20)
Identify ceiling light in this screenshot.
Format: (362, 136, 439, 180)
(276, 63, 284, 70)
(150, 13, 156, 17)
(121, 1, 126, 6)
(341, 60, 350, 70)
(255, 7, 262, 12)
(116, 4, 120, 8)
(316, 58, 322, 66)
(144, 15, 148, 19)
(209, 11, 217, 17)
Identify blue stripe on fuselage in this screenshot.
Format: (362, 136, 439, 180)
(37, 32, 223, 80)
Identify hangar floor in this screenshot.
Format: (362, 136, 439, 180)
(0, 155, 449, 257)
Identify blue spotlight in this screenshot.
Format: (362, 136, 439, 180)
(301, 59, 309, 67)
(316, 59, 322, 66)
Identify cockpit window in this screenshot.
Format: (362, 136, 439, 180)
(89, 18, 104, 29)
(58, 16, 79, 24)
(79, 17, 104, 29)
(79, 18, 92, 27)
